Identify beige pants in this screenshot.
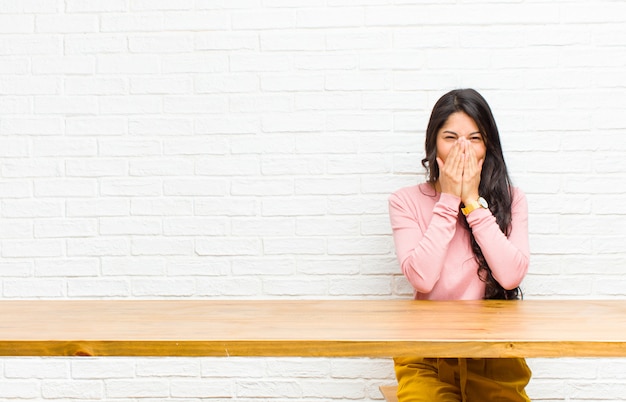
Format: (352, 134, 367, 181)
(394, 357, 532, 402)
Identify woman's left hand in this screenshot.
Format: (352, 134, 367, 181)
(460, 139, 484, 205)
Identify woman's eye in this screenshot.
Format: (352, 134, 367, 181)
(470, 136, 482, 142)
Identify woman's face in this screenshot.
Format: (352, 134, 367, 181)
(436, 111, 487, 164)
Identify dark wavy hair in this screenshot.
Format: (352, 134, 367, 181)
(422, 89, 520, 300)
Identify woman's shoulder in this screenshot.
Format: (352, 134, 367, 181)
(389, 182, 438, 206)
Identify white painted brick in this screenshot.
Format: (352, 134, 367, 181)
(196, 238, 262, 256)
(228, 94, 292, 113)
(263, 237, 326, 255)
(102, 257, 166, 276)
(131, 198, 193, 216)
(129, 34, 194, 53)
(36, 14, 99, 33)
(297, 257, 360, 275)
(195, 32, 259, 51)
(2, 279, 64, 298)
(100, 13, 164, 32)
(35, 258, 99, 277)
(100, 178, 162, 197)
(34, 219, 97, 238)
(99, 139, 161, 157)
(65, 159, 127, 177)
(230, 54, 293, 72)
(296, 134, 359, 154)
(195, 197, 257, 217)
(163, 217, 228, 236)
(232, 9, 294, 30)
(0, 380, 41, 398)
(0, 219, 32, 239)
(129, 158, 194, 176)
(66, 198, 130, 217)
(67, 279, 130, 297)
(197, 155, 260, 176)
(201, 358, 266, 378)
(265, 277, 327, 297)
(32, 56, 94, 74)
(301, 380, 365, 399)
(196, 73, 259, 94)
(0, 34, 62, 55)
(0, 181, 31, 199)
(0, 14, 34, 33)
(237, 380, 300, 398)
(195, 116, 259, 135)
(164, 137, 228, 155)
(132, 278, 196, 296)
(0, 96, 30, 114)
(66, 0, 127, 13)
(163, 96, 227, 114)
(231, 178, 294, 196)
(266, 359, 329, 378)
(0, 76, 59, 94)
(4, 360, 68, 379)
(67, 238, 129, 257)
(162, 54, 229, 74)
(104, 380, 169, 398)
(65, 77, 127, 95)
(231, 135, 295, 154)
(100, 217, 162, 236)
(0, 138, 29, 157)
(297, 7, 363, 28)
(0, 261, 33, 278)
(71, 359, 135, 379)
(131, 237, 194, 256)
(97, 55, 161, 75)
(170, 380, 233, 398)
(196, 277, 262, 296)
(232, 217, 295, 237)
(166, 257, 230, 276)
(1, 200, 63, 218)
(295, 178, 359, 195)
(101, 95, 163, 114)
(296, 217, 359, 236)
(34, 178, 97, 197)
(64, 34, 128, 54)
(294, 53, 357, 70)
(131, 75, 192, 95)
(1, 240, 64, 258)
(136, 358, 200, 377)
(232, 257, 296, 276)
(163, 178, 229, 196)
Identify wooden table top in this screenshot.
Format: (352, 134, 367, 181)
(1, 299, 625, 358)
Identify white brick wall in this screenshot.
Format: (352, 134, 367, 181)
(1, 1, 625, 400)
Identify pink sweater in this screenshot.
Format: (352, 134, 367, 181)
(388, 183, 529, 300)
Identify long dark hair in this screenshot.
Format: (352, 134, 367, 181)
(422, 89, 520, 300)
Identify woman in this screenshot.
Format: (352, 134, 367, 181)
(388, 89, 531, 401)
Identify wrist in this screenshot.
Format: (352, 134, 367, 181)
(461, 196, 488, 216)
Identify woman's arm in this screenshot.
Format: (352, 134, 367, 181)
(466, 188, 530, 290)
(388, 191, 460, 293)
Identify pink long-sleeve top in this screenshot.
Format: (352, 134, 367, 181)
(389, 183, 529, 301)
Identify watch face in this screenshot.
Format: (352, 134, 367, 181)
(478, 197, 488, 208)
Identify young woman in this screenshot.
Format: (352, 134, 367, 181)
(388, 89, 531, 401)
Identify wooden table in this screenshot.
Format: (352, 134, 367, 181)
(1, 299, 625, 358)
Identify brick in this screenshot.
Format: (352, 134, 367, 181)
(102, 257, 167, 276)
(131, 237, 194, 256)
(35, 258, 99, 277)
(104, 380, 169, 398)
(36, 14, 99, 33)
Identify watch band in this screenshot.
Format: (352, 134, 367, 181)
(461, 197, 488, 216)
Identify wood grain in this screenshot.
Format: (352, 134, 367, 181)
(1, 299, 625, 357)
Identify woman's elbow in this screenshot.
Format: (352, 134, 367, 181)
(401, 260, 439, 294)
(495, 255, 529, 290)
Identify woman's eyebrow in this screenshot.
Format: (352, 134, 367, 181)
(442, 130, 482, 135)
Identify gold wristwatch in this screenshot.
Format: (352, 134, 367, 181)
(461, 196, 488, 216)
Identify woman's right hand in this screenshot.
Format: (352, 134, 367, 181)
(436, 139, 464, 198)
